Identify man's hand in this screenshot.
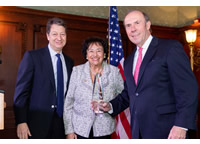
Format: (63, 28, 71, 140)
(66, 133, 77, 139)
(91, 100, 112, 112)
(17, 123, 32, 139)
(168, 126, 186, 139)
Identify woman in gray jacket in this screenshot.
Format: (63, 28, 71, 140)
(63, 37, 123, 139)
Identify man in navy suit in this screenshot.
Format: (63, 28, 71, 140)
(13, 17, 74, 139)
(93, 10, 198, 139)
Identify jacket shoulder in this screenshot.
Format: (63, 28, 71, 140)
(63, 54, 74, 64)
(157, 38, 182, 47)
(107, 64, 119, 72)
(26, 46, 47, 56)
(72, 63, 85, 72)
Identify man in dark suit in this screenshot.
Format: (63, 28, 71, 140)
(13, 17, 74, 139)
(92, 10, 198, 139)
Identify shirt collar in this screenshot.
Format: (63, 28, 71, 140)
(48, 43, 63, 57)
(137, 35, 153, 50)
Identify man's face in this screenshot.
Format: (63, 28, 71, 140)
(46, 24, 67, 53)
(124, 11, 151, 48)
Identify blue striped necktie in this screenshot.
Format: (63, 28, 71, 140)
(56, 53, 64, 117)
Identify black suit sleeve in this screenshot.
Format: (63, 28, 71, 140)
(167, 41, 198, 130)
(13, 51, 34, 125)
(110, 80, 130, 117)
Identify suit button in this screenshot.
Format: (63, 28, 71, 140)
(136, 93, 139, 96)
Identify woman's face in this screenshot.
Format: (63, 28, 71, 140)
(87, 43, 104, 67)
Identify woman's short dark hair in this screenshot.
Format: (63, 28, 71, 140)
(46, 17, 67, 34)
(81, 37, 108, 60)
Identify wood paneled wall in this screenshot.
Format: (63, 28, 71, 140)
(0, 6, 197, 138)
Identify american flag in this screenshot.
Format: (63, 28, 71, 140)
(107, 6, 131, 139)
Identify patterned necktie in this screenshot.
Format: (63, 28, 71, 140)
(134, 47, 143, 85)
(56, 53, 64, 117)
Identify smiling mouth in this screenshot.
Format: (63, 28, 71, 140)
(131, 35, 140, 40)
(56, 42, 63, 44)
(92, 59, 99, 61)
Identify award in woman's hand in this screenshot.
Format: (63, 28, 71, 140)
(92, 73, 104, 114)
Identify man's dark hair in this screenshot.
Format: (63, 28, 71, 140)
(46, 17, 67, 34)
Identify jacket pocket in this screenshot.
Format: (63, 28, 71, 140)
(156, 103, 177, 114)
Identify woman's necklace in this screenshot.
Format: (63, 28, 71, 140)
(90, 67, 103, 76)
(90, 63, 104, 76)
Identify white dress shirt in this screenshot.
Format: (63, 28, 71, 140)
(48, 44, 68, 95)
(132, 35, 153, 75)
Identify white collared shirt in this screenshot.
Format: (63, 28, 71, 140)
(48, 44, 68, 95)
(132, 35, 153, 75)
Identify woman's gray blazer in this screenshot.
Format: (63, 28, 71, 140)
(63, 61, 123, 137)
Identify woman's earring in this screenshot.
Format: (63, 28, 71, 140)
(86, 56, 88, 60)
(104, 54, 106, 58)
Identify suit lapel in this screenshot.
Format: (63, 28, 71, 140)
(42, 47, 56, 90)
(82, 61, 93, 90)
(82, 61, 109, 91)
(126, 49, 137, 87)
(63, 54, 72, 90)
(137, 37, 159, 87)
(101, 62, 109, 88)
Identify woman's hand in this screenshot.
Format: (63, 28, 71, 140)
(91, 100, 111, 112)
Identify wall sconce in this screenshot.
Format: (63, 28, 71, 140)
(194, 18, 200, 24)
(185, 29, 197, 71)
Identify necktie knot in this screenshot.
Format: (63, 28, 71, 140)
(56, 53, 61, 58)
(138, 47, 143, 53)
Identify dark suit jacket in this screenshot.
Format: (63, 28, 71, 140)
(111, 37, 198, 139)
(13, 46, 74, 138)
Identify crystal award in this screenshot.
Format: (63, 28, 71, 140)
(92, 73, 104, 114)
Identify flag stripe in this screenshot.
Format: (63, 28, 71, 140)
(117, 61, 125, 81)
(117, 116, 129, 138)
(119, 109, 132, 139)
